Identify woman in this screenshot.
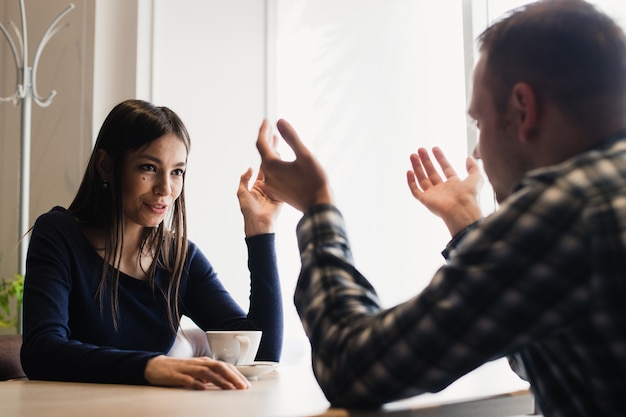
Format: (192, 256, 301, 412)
(21, 99, 283, 390)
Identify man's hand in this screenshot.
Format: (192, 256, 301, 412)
(256, 119, 333, 212)
(407, 147, 484, 236)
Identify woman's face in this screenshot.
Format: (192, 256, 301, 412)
(120, 133, 187, 232)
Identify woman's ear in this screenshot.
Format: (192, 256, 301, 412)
(510, 82, 538, 143)
(95, 149, 112, 181)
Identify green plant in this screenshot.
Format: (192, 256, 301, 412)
(0, 273, 24, 331)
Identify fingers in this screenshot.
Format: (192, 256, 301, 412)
(406, 169, 423, 201)
(270, 126, 279, 151)
(465, 155, 480, 175)
(237, 167, 254, 198)
(409, 148, 445, 190)
(407, 147, 470, 203)
(256, 118, 310, 164)
(145, 355, 251, 391)
(239, 166, 265, 188)
(410, 147, 461, 189)
(417, 148, 443, 185)
(196, 359, 250, 390)
(255, 119, 275, 160)
(432, 147, 458, 179)
(276, 118, 309, 157)
(240, 167, 253, 185)
(255, 168, 265, 182)
(409, 152, 428, 185)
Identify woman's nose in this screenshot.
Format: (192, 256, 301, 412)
(154, 175, 171, 196)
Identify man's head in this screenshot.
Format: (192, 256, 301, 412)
(469, 0, 626, 201)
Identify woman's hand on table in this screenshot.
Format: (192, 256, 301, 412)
(145, 355, 251, 390)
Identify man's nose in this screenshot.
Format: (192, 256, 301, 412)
(472, 145, 481, 160)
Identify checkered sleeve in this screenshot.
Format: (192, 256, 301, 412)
(294, 190, 589, 408)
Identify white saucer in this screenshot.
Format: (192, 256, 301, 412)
(236, 361, 279, 380)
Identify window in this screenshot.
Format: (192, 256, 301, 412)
(271, 0, 526, 400)
(153, 0, 626, 401)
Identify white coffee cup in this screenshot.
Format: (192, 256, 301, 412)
(205, 330, 262, 365)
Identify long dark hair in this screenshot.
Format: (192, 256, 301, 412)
(68, 99, 191, 332)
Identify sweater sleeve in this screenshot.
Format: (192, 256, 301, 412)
(245, 234, 283, 361)
(182, 235, 283, 362)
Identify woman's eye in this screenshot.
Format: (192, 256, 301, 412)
(140, 164, 156, 172)
(172, 169, 185, 176)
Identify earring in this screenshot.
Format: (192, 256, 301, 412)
(103, 179, 109, 189)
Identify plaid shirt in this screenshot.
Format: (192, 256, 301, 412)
(294, 137, 626, 416)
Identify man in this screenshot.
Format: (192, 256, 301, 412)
(256, 1, 626, 416)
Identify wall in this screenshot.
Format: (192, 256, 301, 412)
(150, 0, 270, 317)
(92, 0, 153, 130)
(0, 0, 94, 285)
(0, 0, 146, 333)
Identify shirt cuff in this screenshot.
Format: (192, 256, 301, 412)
(441, 220, 481, 260)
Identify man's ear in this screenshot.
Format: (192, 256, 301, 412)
(95, 149, 112, 181)
(510, 82, 538, 142)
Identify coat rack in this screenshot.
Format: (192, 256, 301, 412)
(1, 0, 75, 276)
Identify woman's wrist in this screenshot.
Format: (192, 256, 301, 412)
(244, 219, 274, 237)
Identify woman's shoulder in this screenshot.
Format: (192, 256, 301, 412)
(183, 239, 215, 269)
(35, 206, 73, 223)
(185, 239, 202, 260)
(32, 206, 81, 234)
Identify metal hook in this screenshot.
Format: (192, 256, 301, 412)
(32, 4, 75, 107)
(0, 2, 74, 105)
(0, 21, 21, 103)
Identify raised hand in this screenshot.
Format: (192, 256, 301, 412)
(237, 166, 283, 237)
(144, 355, 251, 390)
(407, 147, 484, 236)
(255, 119, 333, 212)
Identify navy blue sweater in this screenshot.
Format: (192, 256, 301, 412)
(21, 206, 282, 384)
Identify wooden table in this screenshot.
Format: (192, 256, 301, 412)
(0, 363, 535, 417)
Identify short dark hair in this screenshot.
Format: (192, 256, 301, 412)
(478, 0, 626, 134)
